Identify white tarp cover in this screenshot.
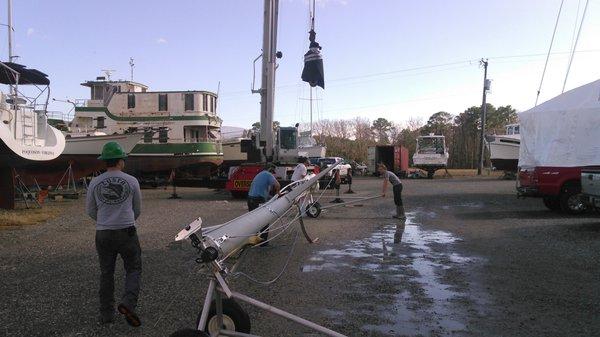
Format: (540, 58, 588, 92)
(519, 79, 600, 168)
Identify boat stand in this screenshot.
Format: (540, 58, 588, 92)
(13, 169, 40, 208)
(195, 269, 347, 337)
(53, 163, 79, 198)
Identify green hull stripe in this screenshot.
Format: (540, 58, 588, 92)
(75, 106, 221, 123)
(132, 142, 223, 155)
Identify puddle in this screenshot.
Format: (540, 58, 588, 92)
(303, 212, 480, 336)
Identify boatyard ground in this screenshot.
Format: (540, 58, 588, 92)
(1, 177, 599, 337)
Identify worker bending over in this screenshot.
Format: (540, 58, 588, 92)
(247, 163, 281, 245)
(86, 142, 143, 327)
(378, 163, 405, 219)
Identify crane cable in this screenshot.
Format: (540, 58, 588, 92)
(535, 0, 564, 106)
(562, 0, 590, 93)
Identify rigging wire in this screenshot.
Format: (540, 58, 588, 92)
(562, 0, 590, 93)
(535, 0, 565, 106)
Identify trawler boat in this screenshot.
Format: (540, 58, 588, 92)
(71, 77, 223, 180)
(486, 123, 520, 172)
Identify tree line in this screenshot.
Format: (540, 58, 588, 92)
(303, 104, 518, 168)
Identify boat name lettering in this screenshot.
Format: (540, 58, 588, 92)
(21, 149, 55, 156)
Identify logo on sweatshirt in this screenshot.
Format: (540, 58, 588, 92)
(95, 177, 131, 205)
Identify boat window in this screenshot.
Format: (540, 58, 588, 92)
(514, 125, 520, 134)
(184, 93, 194, 111)
(143, 130, 153, 143)
(96, 116, 105, 129)
(158, 94, 168, 111)
(127, 94, 136, 109)
(209, 96, 214, 112)
(92, 85, 104, 100)
(213, 96, 217, 112)
(159, 128, 168, 143)
(417, 137, 445, 154)
(203, 94, 208, 111)
(279, 128, 297, 150)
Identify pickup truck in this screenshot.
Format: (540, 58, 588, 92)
(581, 167, 600, 212)
(518, 166, 586, 214)
(314, 157, 352, 185)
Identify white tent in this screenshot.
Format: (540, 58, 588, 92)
(519, 79, 600, 168)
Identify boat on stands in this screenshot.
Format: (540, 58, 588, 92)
(14, 130, 140, 186)
(486, 123, 520, 172)
(71, 77, 223, 182)
(0, 61, 66, 208)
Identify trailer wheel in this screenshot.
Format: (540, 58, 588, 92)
(306, 202, 322, 218)
(196, 298, 251, 335)
(559, 182, 586, 214)
(542, 196, 561, 211)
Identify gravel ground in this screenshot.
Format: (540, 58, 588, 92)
(1, 176, 599, 337)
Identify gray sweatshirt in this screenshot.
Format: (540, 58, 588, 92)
(86, 170, 141, 230)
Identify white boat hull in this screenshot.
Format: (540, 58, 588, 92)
(64, 133, 141, 155)
(487, 135, 520, 172)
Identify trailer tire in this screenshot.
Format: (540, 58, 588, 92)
(542, 196, 561, 211)
(559, 182, 586, 215)
(306, 202, 322, 218)
(196, 298, 251, 335)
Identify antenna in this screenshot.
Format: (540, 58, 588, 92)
(101, 69, 116, 80)
(129, 57, 135, 81)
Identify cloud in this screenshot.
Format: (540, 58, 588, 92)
(156, 37, 167, 44)
(26, 28, 35, 37)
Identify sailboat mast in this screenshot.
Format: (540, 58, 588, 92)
(7, 0, 13, 62)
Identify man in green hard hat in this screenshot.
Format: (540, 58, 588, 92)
(86, 141, 143, 327)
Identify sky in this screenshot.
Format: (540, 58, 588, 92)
(4, 0, 600, 130)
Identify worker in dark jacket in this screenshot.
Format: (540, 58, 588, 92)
(86, 142, 142, 327)
(378, 163, 405, 219)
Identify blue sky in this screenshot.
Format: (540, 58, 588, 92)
(5, 0, 600, 129)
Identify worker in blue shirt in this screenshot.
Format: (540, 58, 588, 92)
(247, 163, 281, 245)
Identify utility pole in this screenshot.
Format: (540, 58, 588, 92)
(477, 59, 489, 176)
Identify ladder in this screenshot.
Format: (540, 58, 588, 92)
(20, 107, 36, 146)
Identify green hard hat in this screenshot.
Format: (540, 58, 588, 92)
(98, 141, 128, 160)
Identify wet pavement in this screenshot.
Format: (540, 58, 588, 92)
(301, 211, 486, 336)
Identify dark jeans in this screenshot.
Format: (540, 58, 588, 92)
(247, 196, 269, 242)
(393, 184, 403, 206)
(95, 227, 142, 315)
